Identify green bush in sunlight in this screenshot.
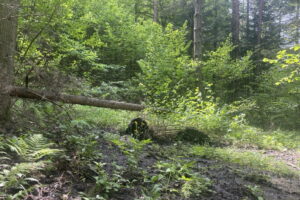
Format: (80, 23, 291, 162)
(166, 86, 235, 138)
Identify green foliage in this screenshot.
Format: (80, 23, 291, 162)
(181, 175, 212, 198)
(138, 186, 163, 200)
(263, 45, 300, 84)
(201, 40, 254, 102)
(155, 160, 195, 181)
(83, 162, 125, 200)
(246, 185, 264, 200)
(73, 105, 138, 130)
(151, 159, 212, 197)
(226, 126, 300, 150)
(7, 0, 300, 199)
(65, 133, 101, 161)
(168, 87, 236, 136)
(0, 134, 62, 198)
(138, 22, 195, 108)
(0, 162, 44, 191)
(110, 136, 152, 169)
(6, 134, 62, 161)
(248, 46, 300, 130)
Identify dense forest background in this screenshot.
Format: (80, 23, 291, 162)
(11, 0, 300, 130)
(0, 0, 300, 199)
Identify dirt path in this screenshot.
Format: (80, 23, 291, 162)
(260, 150, 300, 171)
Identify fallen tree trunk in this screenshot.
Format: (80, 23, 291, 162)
(8, 86, 145, 111)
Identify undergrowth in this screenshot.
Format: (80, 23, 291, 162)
(226, 127, 300, 150)
(191, 146, 299, 177)
(73, 105, 139, 130)
(0, 134, 62, 199)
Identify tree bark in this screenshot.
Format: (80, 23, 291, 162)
(257, 0, 264, 44)
(296, 0, 299, 44)
(0, 0, 19, 124)
(213, 0, 218, 49)
(8, 86, 145, 111)
(232, 0, 240, 45)
(232, 0, 240, 54)
(193, 0, 203, 60)
(153, 0, 159, 23)
(246, 0, 250, 38)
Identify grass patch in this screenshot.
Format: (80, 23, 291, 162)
(73, 105, 140, 130)
(190, 146, 299, 177)
(225, 126, 300, 151)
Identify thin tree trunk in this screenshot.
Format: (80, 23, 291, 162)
(279, 4, 282, 42)
(0, 0, 19, 125)
(213, 0, 218, 49)
(232, 0, 240, 54)
(296, 0, 299, 44)
(193, 0, 203, 60)
(153, 0, 159, 23)
(8, 86, 145, 111)
(257, 0, 264, 44)
(246, 0, 250, 39)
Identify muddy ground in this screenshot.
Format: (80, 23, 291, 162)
(23, 138, 300, 200)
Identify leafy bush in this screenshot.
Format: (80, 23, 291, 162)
(168, 87, 234, 137)
(138, 22, 196, 108)
(201, 40, 254, 103)
(263, 45, 300, 85)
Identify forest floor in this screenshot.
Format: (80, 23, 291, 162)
(1, 106, 300, 200)
(24, 135, 300, 200)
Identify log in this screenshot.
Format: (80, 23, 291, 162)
(8, 86, 145, 111)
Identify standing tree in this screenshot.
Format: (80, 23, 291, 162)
(246, 0, 250, 38)
(193, 0, 204, 60)
(232, 0, 240, 55)
(257, 0, 264, 44)
(153, 0, 159, 23)
(0, 0, 19, 125)
(296, 0, 299, 44)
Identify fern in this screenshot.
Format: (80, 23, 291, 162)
(6, 134, 62, 161)
(0, 162, 45, 189)
(0, 134, 63, 198)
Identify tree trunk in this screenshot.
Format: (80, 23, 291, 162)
(296, 0, 299, 44)
(153, 0, 159, 23)
(246, 0, 250, 38)
(213, 0, 218, 49)
(0, 0, 19, 125)
(257, 0, 264, 44)
(232, 0, 240, 54)
(193, 0, 203, 60)
(8, 86, 145, 111)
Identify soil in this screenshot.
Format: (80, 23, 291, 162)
(23, 140, 300, 200)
